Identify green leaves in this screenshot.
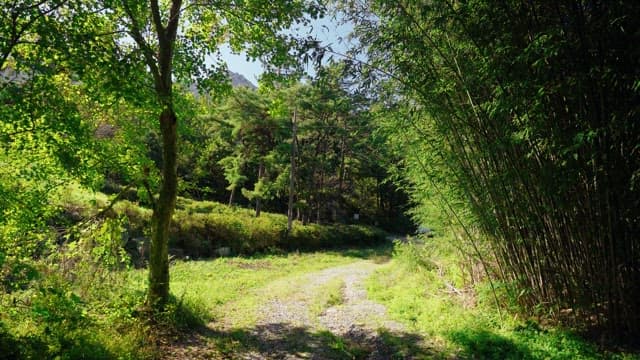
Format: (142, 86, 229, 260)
(345, 0, 640, 341)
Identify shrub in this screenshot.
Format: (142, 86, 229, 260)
(59, 188, 388, 258)
(169, 208, 387, 256)
(286, 223, 386, 251)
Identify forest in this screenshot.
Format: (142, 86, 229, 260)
(1, 0, 638, 359)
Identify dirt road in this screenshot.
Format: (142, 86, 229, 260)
(164, 259, 429, 359)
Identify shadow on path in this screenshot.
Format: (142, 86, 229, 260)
(164, 322, 433, 359)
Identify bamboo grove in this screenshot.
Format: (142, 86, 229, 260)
(344, 0, 640, 342)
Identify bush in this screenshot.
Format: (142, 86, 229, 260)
(285, 223, 386, 251)
(1, 272, 120, 360)
(169, 209, 386, 256)
(127, 196, 386, 257)
(59, 188, 388, 258)
(1, 209, 155, 359)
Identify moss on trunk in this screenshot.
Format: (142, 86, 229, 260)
(148, 107, 178, 310)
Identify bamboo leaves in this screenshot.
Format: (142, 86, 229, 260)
(345, 0, 640, 342)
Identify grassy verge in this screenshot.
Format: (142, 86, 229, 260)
(367, 239, 638, 359)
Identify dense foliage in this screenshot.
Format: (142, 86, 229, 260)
(1, 0, 638, 356)
(343, 0, 640, 343)
(173, 67, 408, 229)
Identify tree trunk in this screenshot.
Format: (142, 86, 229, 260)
(228, 186, 235, 206)
(122, 0, 182, 314)
(287, 110, 297, 233)
(316, 170, 324, 223)
(255, 161, 264, 217)
(338, 137, 346, 192)
(148, 107, 178, 311)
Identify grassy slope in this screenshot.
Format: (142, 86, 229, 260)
(58, 184, 387, 256)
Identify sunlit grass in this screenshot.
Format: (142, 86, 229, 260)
(309, 277, 345, 319)
(127, 249, 372, 329)
(366, 240, 636, 359)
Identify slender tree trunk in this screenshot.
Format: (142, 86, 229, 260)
(255, 161, 264, 217)
(316, 170, 324, 223)
(123, 0, 182, 313)
(287, 110, 297, 233)
(228, 186, 235, 206)
(148, 107, 178, 310)
(338, 137, 346, 192)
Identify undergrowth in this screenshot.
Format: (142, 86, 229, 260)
(367, 238, 638, 359)
(0, 217, 154, 360)
(58, 184, 387, 257)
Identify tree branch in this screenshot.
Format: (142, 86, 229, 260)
(149, 0, 165, 41)
(166, 0, 183, 43)
(121, 0, 162, 87)
(1, 0, 69, 69)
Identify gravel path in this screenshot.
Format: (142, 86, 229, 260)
(231, 260, 426, 359)
(163, 259, 429, 359)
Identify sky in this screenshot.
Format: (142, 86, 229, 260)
(219, 15, 355, 85)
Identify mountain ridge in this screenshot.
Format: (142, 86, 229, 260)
(229, 71, 256, 89)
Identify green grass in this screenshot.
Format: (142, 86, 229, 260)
(151, 246, 392, 358)
(366, 239, 638, 359)
(127, 249, 372, 329)
(308, 277, 345, 319)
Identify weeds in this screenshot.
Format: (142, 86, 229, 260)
(309, 278, 345, 319)
(367, 240, 636, 359)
